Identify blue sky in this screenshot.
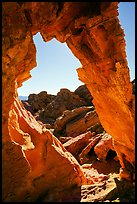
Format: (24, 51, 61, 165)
(18, 2, 135, 96)
(118, 2, 135, 81)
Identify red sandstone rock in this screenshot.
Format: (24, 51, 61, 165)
(22, 100, 35, 115)
(39, 88, 87, 122)
(2, 2, 135, 201)
(63, 131, 94, 160)
(74, 84, 93, 106)
(28, 91, 56, 112)
(54, 106, 94, 136)
(66, 110, 100, 137)
(59, 136, 73, 144)
(81, 161, 134, 202)
(20, 84, 95, 130)
(94, 133, 114, 160)
(24, 88, 88, 127)
(79, 134, 101, 164)
(22, 88, 104, 137)
(66, 3, 135, 172)
(7, 98, 90, 201)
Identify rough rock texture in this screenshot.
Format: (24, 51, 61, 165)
(63, 132, 116, 165)
(94, 133, 114, 160)
(66, 109, 100, 137)
(6, 97, 88, 202)
(22, 80, 134, 135)
(2, 2, 135, 201)
(81, 161, 135, 202)
(54, 106, 96, 137)
(23, 88, 89, 126)
(37, 88, 88, 124)
(53, 105, 104, 139)
(59, 136, 73, 144)
(22, 100, 35, 115)
(28, 91, 56, 112)
(79, 134, 102, 164)
(63, 131, 95, 160)
(22, 85, 93, 127)
(74, 84, 93, 106)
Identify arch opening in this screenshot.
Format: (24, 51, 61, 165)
(16, 32, 95, 130)
(17, 32, 84, 98)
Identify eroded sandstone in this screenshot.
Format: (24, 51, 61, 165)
(7, 97, 88, 201)
(2, 2, 135, 202)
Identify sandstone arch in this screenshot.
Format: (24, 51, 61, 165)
(2, 2, 135, 202)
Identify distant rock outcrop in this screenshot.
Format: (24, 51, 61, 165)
(65, 109, 100, 137)
(21, 87, 117, 168)
(21, 86, 105, 139)
(22, 86, 93, 126)
(54, 106, 95, 137)
(28, 91, 56, 112)
(37, 88, 88, 123)
(21, 81, 135, 131)
(74, 84, 93, 106)
(54, 106, 104, 138)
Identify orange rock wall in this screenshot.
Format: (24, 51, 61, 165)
(5, 97, 87, 201)
(65, 3, 135, 167)
(2, 2, 135, 201)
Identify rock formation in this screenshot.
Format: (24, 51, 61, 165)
(7, 97, 89, 201)
(66, 109, 100, 137)
(79, 134, 102, 164)
(63, 131, 116, 165)
(36, 88, 88, 124)
(63, 131, 95, 160)
(2, 2, 135, 202)
(21, 87, 104, 141)
(28, 91, 55, 112)
(74, 84, 93, 106)
(54, 106, 97, 136)
(21, 87, 104, 139)
(94, 133, 115, 160)
(23, 88, 89, 125)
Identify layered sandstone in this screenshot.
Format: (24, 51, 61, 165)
(28, 91, 55, 112)
(54, 106, 96, 137)
(63, 131, 94, 160)
(74, 84, 93, 106)
(6, 97, 88, 201)
(23, 88, 88, 125)
(36, 88, 88, 124)
(94, 133, 115, 160)
(2, 2, 135, 202)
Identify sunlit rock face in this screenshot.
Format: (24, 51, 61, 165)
(6, 97, 88, 201)
(2, 2, 135, 201)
